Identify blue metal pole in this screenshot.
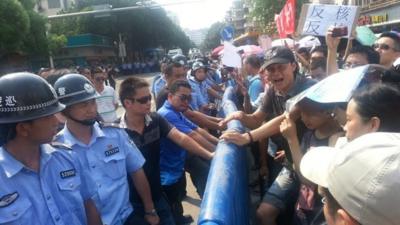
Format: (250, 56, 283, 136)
(198, 86, 249, 225)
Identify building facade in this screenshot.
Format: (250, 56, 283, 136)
(35, 0, 77, 16)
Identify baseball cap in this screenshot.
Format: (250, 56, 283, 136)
(262, 46, 295, 69)
(300, 132, 400, 225)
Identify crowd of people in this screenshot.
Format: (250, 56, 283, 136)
(1, 27, 400, 225)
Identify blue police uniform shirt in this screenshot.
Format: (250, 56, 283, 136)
(248, 75, 264, 106)
(55, 122, 145, 225)
(157, 101, 198, 185)
(188, 76, 209, 110)
(152, 74, 166, 98)
(0, 144, 94, 225)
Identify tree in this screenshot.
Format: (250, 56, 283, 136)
(49, 0, 193, 55)
(200, 22, 226, 52)
(249, 0, 305, 35)
(0, 0, 67, 58)
(0, 0, 30, 55)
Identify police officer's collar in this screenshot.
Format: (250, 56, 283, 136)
(119, 112, 152, 129)
(60, 122, 105, 147)
(189, 75, 202, 84)
(0, 145, 55, 178)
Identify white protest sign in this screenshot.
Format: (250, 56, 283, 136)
(297, 4, 360, 37)
(221, 41, 242, 68)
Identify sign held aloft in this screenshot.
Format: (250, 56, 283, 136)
(297, 4, 360, 37)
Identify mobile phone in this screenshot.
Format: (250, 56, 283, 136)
(331, 26, 348, 37)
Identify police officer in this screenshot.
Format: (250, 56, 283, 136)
(52, 74, 159, 225)
(0, 72, 102, 225)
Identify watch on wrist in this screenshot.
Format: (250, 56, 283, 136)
(145, 209, 158, 216)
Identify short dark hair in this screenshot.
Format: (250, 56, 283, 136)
(165, 63, 184, 78)
(45, 68, 71, 86)
(0, 123, 17, 145)
(310, 45, 328, 58)
(352, 83, 400, 132)
(244, 54, 262, 69)
(346, 45, 380, 64)
(119, 77, 149, 107)
(379, 32, 400, 51)
(310, 57, 327, 71)
(297, 47, 311, 57)
(91, 66, 104, 75)
(169, 80, 191, 94)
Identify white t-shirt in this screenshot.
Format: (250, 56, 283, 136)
(96, 86, 118, 122)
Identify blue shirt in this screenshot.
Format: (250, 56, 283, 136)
(151, 74, 166, 98)
(157, 101, 198, 185)
(248, 75, 264, 106)
(55, 123, 145, 225)
(0, 144, 93, 225)
(188, 76, 209, 110)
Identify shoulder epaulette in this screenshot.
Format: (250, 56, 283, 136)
(99, 121, 123, 129)
(51, 141, 72, 151)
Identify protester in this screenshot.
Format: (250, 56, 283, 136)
(220, 46, 316, 225)
(53, 74, 158, 225)
(343, 83, 400, 141)
(280, 99, 342, 225)
(300, 132, 400, 225)
(0, 72, 102, 225)
(326, 27, 380, 75)
(243, 54, 264, 111)
(374, 31, 400, 68)
(92, 67, 119, 123)
(157, 80, 215, 225)
(118, 77, 214, 225)
(309, 58, 327, 80)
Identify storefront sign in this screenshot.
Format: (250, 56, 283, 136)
(358, 14, 388, 25)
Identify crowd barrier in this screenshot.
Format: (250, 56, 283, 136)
(198, 86, 249, 225)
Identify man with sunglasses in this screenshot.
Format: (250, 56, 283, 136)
(119, 77, 214, 225)
(373, 32, 400, 69)
(92, 67, 119, 123)
(158, 80, 217, 225)
(156, 61, 225, 131)
(53, 74, 158, 225)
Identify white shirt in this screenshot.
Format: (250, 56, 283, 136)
(96, 86, 118, 122)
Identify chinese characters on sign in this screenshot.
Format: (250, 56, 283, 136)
(300, 4, 360, 37)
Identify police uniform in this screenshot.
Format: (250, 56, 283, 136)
(0, 72, 97, 225)
(0, 143, 94, 225)
(55, 122, 145, 225)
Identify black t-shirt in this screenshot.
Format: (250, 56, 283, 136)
(155, 87, 169, 110)
(124, 112, 173, 203)
(259, 75, 316, 164)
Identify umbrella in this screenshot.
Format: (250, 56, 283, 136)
(211, 45, 224, 58)
(297, 35, 321, 49)
(286, 65, 386, 112)
(236, 45, 264, 56)
(271, 38, 295, 48)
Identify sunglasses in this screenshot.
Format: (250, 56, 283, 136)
(175, 94, 192, 102)
(373, 43, 396, 51)
(128, 95, 152, 104)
